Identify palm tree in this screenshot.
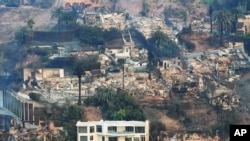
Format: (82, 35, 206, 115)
(96, 87, 115, 104)
(73, 61, 85, 105)
(239, 0, 248, 12)
(26, 19, 35, 43)
(232, 6, 244, 34)
(111, 109, 125, 120)
(208, 5, 214, 33)
(215, 10, 233, 46)
(27, 19, 35, 30)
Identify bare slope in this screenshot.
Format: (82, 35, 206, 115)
(0, 7, 57, 43)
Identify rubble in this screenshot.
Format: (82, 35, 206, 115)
(158, 42, 249, 110)
(8, 120, 63, 141)
(159, 131, 220, 141)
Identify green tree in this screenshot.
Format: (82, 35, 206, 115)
(104, 28, 121, 41)
(150, 30, 168, 49)
(85, 87, 146, 121)
(78, 26, 104, 46)
(215, 10, 233, 46)
(66, 105, 82, 120)
(148, 30, 166, 62)
(149, 30, 180, 57)
(96, 87, 115, 104)
(111, 109, 125, 120)
(117, 58, 126, 67)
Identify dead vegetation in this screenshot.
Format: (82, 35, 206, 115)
(143, 106, 184, 131)
(83, 106, 102, 121)
(182, 32, 225, 53)
(136, 93, 217, 133)
(0, 6, 57, 43)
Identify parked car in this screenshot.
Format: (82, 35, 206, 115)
(107, 66, 120, 72)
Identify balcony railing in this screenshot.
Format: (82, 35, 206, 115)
(107, 130, 135, 134)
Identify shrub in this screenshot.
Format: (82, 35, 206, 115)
(150, 121, 166, 141)
(29, 93, 41, 102)
(177, 33, 196, 52)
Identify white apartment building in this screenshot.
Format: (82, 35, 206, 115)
(76, 120, 149, 141)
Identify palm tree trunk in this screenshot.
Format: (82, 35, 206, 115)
(220, 23, 224, 46)
(78, 75, 82, 105)
(243, 0, 247, 12)
(210, 17, 213, 33)
(209, 5, 213, 33)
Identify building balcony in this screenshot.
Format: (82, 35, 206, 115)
(108, 130, 134, 134)
(95, 130, 142, 136)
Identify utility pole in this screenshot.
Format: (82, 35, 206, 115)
(123, 64, 125, 90)
(48, 86, 51, 99)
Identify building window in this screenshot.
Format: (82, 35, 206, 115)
(90, 135, 93, 140)
(125, 137, 132, 141)
(134, 137, 139, 141)
(102, 136, 105, 141)
(125, 126, 134, 132)
(79, 127, 87, 133)
(97, 125, 102, 133)
(80, 136, 88, 141)
(135, 127, 145, 133)
(90, 126, 95, 133)
(108, 126, 117, 133)
(109, 137, 118, 141)
(141, 136, 146, 141)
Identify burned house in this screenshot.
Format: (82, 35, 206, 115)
(23, 68, 64, 81)
(237, 15, 250, 35)
(83, 11, 102, 25)
(158, 57, 182, 70)
(63, 0, 100, 7)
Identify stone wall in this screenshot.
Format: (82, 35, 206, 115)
(27, 30, 77, 42)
